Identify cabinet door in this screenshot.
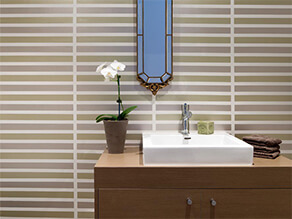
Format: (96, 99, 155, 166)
(201, 189, 292, 219)
(98, 189, 201, 219)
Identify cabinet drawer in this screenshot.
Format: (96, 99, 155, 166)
(98, 189, 201, 219)
(201, 189, 292, 219)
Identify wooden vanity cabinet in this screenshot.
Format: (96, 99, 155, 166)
(201, 189, 291, 219)
(95, 148, 292, 219)
(98, 189, 201, 219)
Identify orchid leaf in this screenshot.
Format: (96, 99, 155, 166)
(95, 114, 117, 123)
(118, 106, 137, 120)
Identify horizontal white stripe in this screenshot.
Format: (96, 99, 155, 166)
(235, 92, 292, 95)
(175, 5, 231, 9)
(235, 111, 292, 115)
(77, 23, 134, 27)
(76, 139, 140, 144)
(234, 24, 292, 27)
(0, 24, 74, 27)
(78, 4, 134, 8)
(235, 73, 292, 76)
(156, 121, 231, 125)
(235, 121, 292, 124)
(235, 101, 292, 105)
(174, 72, 231, 76)
(174, 43, 231, 47)
(77, 14, 134, 18)
(0, 4, 134, 8)
(175, 14, 231, 18)
(0, 62, 73, 65)
(0, 43, 74, 46)
(174, 62, 231, 66)
(0, 82, 74, 86)
(74, 52, 134, 55)
(0, 121, 74, 124)
(235, 44, 292, 47)
(234, 130, 292, 134)
(0, 140, 74, 144)
(0, 34, 73, 37)
(280, 150, 292, 154)
(234, 44, 292, 47)
(0, 62, 74, 65)
(234, 82, 292, 86)
(157, 110, 231, 115)
(77, 120, 153, 125)
(75, 91, 230, 95)
(0, 160, 74, 163)
(174, 52, 231, 56)
(235, 54, 292, 57)
(174, 33, 231, 37)
(0, 14, 73, 18)
(0, 198, 74, 202)
(156, 101, 231, 105)
(174, 23, 231, 27)
(234, 15, 292, 18)
(77, 110, 152, 114)
(76, 61, 135, 65)
(77, 130, 162, 134)
(0, 92, 74, 95)
(0, 149, 73, 153)
(76, 33, 134, 37)
(76, 150, 104, 154)
(234, 63, 292, 66)
(0, 207, 74, 212)
(234, 5, 292, 9)
(0, 178, 74, 182)
(0, 72, 74, 76)
(0, 99, 75, 104)
(76, 42, 135, 46)
(0, 4, 74, 8)
(0, 188, 74, 192)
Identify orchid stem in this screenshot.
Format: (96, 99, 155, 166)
(117, 74, 124, 117)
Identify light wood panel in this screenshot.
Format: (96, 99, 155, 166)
(201, 189, 292, 218)
(99, 189, 201, 219)
(95, 148, 292, 189)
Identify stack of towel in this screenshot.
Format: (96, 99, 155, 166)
(243, 135, 281, 159)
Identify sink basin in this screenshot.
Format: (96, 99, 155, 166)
(143, 133, 253, 166)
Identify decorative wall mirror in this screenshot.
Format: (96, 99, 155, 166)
(136, 0, 173, 95)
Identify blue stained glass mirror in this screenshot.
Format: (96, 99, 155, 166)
(137, 0, 173, 95)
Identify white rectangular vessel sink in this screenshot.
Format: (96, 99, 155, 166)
(143, 133, 253, 166)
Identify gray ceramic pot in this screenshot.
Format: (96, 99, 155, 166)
(103, 120, 128, 154)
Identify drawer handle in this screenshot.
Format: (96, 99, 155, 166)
(210, 198, 216, 207)
(186, 197, 192, 206)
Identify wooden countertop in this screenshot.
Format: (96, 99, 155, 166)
(95, 147, 292, 168)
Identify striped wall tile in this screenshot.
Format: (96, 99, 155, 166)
(0, 0, 291, 218)
(0, 0, 75, 218)
(234, 0, 292, 153)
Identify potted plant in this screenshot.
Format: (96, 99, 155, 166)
(95, 60, 137, 154)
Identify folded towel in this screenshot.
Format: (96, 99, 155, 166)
(243, 135, 282, 147)
(252, 144, 280, 153)
(254, 151, 280, 159)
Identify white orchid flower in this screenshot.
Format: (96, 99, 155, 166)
(101, 66, 117, 82)
(110, 60, 126, 71)
(96, 62, 107, 74)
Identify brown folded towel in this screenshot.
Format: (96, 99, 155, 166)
(254, 151, 280, 159)
(253, 144, 280, 152)
(243, 135, 282, 147)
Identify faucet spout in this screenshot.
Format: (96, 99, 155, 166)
(181, 103, 192, 135)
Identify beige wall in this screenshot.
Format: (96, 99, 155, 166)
(0, 0, 291, 218)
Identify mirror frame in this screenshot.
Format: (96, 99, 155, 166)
(136, 0, 173, 95)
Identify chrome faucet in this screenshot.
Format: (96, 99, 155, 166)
(181, 103, 192, 136)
